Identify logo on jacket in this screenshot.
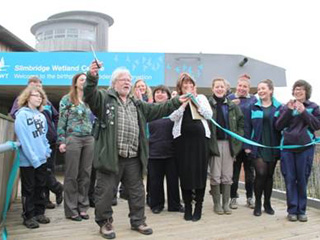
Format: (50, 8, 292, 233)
(27, 116, 45, 138)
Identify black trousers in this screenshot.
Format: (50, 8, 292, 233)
(148, 157, 181, 211)
(181, 188, 205, 205)
(231, 150, 254, 199)
(20, 163, 47, 220)
(44, 144, 63, 202)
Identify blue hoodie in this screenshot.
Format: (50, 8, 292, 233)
(15, 107, 51, 168)
(10, 97, 59, 144)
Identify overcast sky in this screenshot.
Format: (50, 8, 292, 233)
(1, 0, 319, 103)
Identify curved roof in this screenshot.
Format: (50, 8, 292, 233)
(31, 18, 98, 34)
(48, 11, 114, 26)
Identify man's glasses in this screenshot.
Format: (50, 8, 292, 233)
(118, 78, 131, 83)
(30, 94, 43, 99)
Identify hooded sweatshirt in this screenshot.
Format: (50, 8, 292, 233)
(10, 98, 59, 144)
(15, 107, 51, 168)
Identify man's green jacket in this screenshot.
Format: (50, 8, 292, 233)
(84, 73, 181, 175)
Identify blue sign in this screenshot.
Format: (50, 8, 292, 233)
(0, 52, 165, 86)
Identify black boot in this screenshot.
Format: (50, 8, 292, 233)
(253, 199, 262, 216)
(182, 189, 193, 221)
(253, 160, 265, 217)
(264, 201, 275, 215)
(264, 177, 275, 215)
(192, 188, 205, 221)
(192, 203, 202, 221)
(44, 187, 55, 209)
(55, 184, 63, 205)
(184, 203, 193, 221)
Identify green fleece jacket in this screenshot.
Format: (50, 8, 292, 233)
(84, 73, 181, 175)
(208, 96, 244, 157)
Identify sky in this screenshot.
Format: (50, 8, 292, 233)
(1, 0, 319, 103)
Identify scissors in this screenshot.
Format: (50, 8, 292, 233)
(90, 44, 101, 68)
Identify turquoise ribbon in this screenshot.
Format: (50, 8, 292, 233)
(1, 141, 20, 240)
(209, 117, 320, 149)
(187, 94, 320, 149)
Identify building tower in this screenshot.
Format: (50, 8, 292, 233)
(31, 11, 114, 52)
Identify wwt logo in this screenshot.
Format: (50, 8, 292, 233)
(0, 57, 10, 72)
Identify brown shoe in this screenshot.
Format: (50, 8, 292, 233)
(46, 201, 56, 209)
(69, 215, 82, 221)
(131, 223, 153, 235)
(35, 215, 50, 224)
(80, 212, 89, 220)
(23, 217, 39, 229)
(100, 221, 116, 239)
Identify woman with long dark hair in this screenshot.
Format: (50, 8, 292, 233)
(245, 79, 282, 217)
(57, 73, 94, 221)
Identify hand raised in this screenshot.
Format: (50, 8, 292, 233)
(179, 94, 191, 104)
(287, 99, 295, 110)
(134, 88, 143, 100)
(294, 100, 305, 113)
(232, 99, 240, 105)
(89, 60, 103, 76)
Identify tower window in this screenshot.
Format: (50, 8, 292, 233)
(66, 29, 78, 38)
(43, 30, 53, 40)
(54, 29, 66, 38)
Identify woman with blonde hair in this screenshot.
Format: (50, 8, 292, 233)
(208, 77, 244, 215)
(132, 79, 153, 103)
(170, 73, 212, 221)
(57, 73, 94, 221)
(15, 86, 51, 229)
(129, 79, 153, 202)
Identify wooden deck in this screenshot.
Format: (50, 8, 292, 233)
(4, 180, 320, 240)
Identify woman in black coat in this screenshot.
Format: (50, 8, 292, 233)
(148, 85, 183, 214)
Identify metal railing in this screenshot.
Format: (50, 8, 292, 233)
(236, 145, 320, 208)
(273, 145, 320, 197)
(272, 145, 320, 208)
(0, 113, 16, 225)
(0, 141, 20, 153)
(0, 141, 20, 240)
